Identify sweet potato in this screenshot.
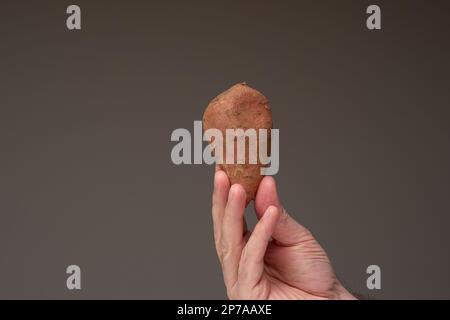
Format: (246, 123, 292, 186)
(203, 83, 272, 204)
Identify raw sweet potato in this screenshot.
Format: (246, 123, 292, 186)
(203, 83, 272, 204)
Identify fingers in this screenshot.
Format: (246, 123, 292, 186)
(255, 176, 313, 246)
(221, 184, 247, 289)
(238, 206, 280, 287)
(212, 170, 230, 254)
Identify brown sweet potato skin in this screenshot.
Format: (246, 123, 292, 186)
(203, 83, 272, 204)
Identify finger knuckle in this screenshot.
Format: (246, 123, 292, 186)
(279, 207, 290, 225)
(220, 240, 233, 261)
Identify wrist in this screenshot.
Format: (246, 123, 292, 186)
(334, 283, 357, 300)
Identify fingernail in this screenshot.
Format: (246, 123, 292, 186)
(228, 186, 234, 201)
(264, 207, 273, 219)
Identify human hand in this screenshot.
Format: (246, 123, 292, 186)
(211, 170, 355, 300)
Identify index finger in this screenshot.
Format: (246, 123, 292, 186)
(212, 170, 230, 258)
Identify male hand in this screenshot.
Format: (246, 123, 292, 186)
(212, 170, 355, 299)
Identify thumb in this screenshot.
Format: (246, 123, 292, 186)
(254, 177, 313, 245)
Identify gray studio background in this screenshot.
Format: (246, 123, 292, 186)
(1, 0, 449, 299)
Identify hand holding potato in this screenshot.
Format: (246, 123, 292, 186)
(212, 170, 355, 300)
